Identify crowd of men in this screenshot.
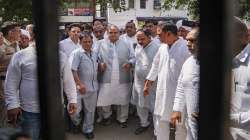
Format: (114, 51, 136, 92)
(0, 17, 249, 140)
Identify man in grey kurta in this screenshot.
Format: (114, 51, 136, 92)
(4, 44, 77, 140)
(131, 29, 159, 135)
(97, 25, 135, 128)
(70, 33, 98, 139)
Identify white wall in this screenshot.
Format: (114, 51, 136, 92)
(107, 0, 188, 27)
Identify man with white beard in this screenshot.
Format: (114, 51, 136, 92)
(97, 25, 135, 128)
(170, 28, 200, 140)
(131, 29, 159, 135)
(144, 23, 190, 140)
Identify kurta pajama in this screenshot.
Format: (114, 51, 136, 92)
(147, 38, 190, 140)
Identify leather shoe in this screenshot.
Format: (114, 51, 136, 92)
(134, 126, 149, 135)
(101, 117, 112, 126)
(84, 132, 94, 139)
(118, 121, 128, 128)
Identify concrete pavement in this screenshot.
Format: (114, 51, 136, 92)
(66, 115, 154, 140)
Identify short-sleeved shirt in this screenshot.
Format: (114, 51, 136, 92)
(71, 48, 99, 94)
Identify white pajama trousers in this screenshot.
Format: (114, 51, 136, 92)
(102, 104, 129, 123)
(137, 106, 151, 127)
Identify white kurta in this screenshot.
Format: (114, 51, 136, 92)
(230, 44, 250, 140)
(131, 41, 159, 111)
(147, 38, 190, 121)
(173, 56, 200, 140)
(4, 46, 77, 113)
(59, 38, 81, 58)
(97, 43, 131, 106)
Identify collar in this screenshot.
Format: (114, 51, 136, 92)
(169, 37, 182, 49)
(108, 39, 119, 46)
(67, 37, 79, 45)
(234, 43, 250, 63)
(3, 37, 15, 47)
(144, 41, 153, 49)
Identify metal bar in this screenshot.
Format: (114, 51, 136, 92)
(32, 0, 65, 140)
(199, 0, 233, 140)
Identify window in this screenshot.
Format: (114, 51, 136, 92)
(153, 0, 161, 10)
(140, 0, 146, 9)
(128, 0, 134, 9)
(113, 0, 121, 8)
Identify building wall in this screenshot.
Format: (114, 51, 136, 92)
(106, 0, 188, 27)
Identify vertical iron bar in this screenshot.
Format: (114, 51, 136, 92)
(32, 0, 66, 139)
(199, 0, 233, 140)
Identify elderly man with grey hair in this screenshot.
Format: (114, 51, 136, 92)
(97, 25, 135, 128)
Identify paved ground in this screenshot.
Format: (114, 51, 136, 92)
(66, 115, 154, 140)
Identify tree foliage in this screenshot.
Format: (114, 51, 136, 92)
(162, 0, 249, 20)
(0, 0, 32, 23)
(0, 0, 248, 23)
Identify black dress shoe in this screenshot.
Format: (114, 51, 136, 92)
(84, 132, 94, 139)
(119, 121, 128, 128)
(101, 117, 112, 126)
(134, 126, 149, 135)
(71, 125, 80, 134)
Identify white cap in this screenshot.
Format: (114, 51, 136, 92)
(176, 20, 192, 31)
(21, 29, 31, 39)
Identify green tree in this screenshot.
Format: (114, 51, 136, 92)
(0, 0, 32, 23)
(162, 0, 249, 20)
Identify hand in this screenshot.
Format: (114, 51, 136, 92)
(78, 83, 86, 95)
(170, 111, 182, 128)
(7, 107, 22, 126)
(0, 93, 4, 100)
(143, 80, 153, 97)
(99, 63, 107, 72)
(68, 103, 77, 115)
(143, 87, 149, 97)
(122, 63, 131, 72)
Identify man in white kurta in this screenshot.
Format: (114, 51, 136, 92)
(145, 23, 190, 140)
(171, 28, 200, 140)
(230, 18, 250, 140)
(97, 25, 135, 127)
(131, 29, 160, 135)
(59, 23, 81, 58)
(4, 44, 77, 140)
(144, 20, 161, 46)
(120, 21, 137, 51)
(92, 24, 105, 52)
